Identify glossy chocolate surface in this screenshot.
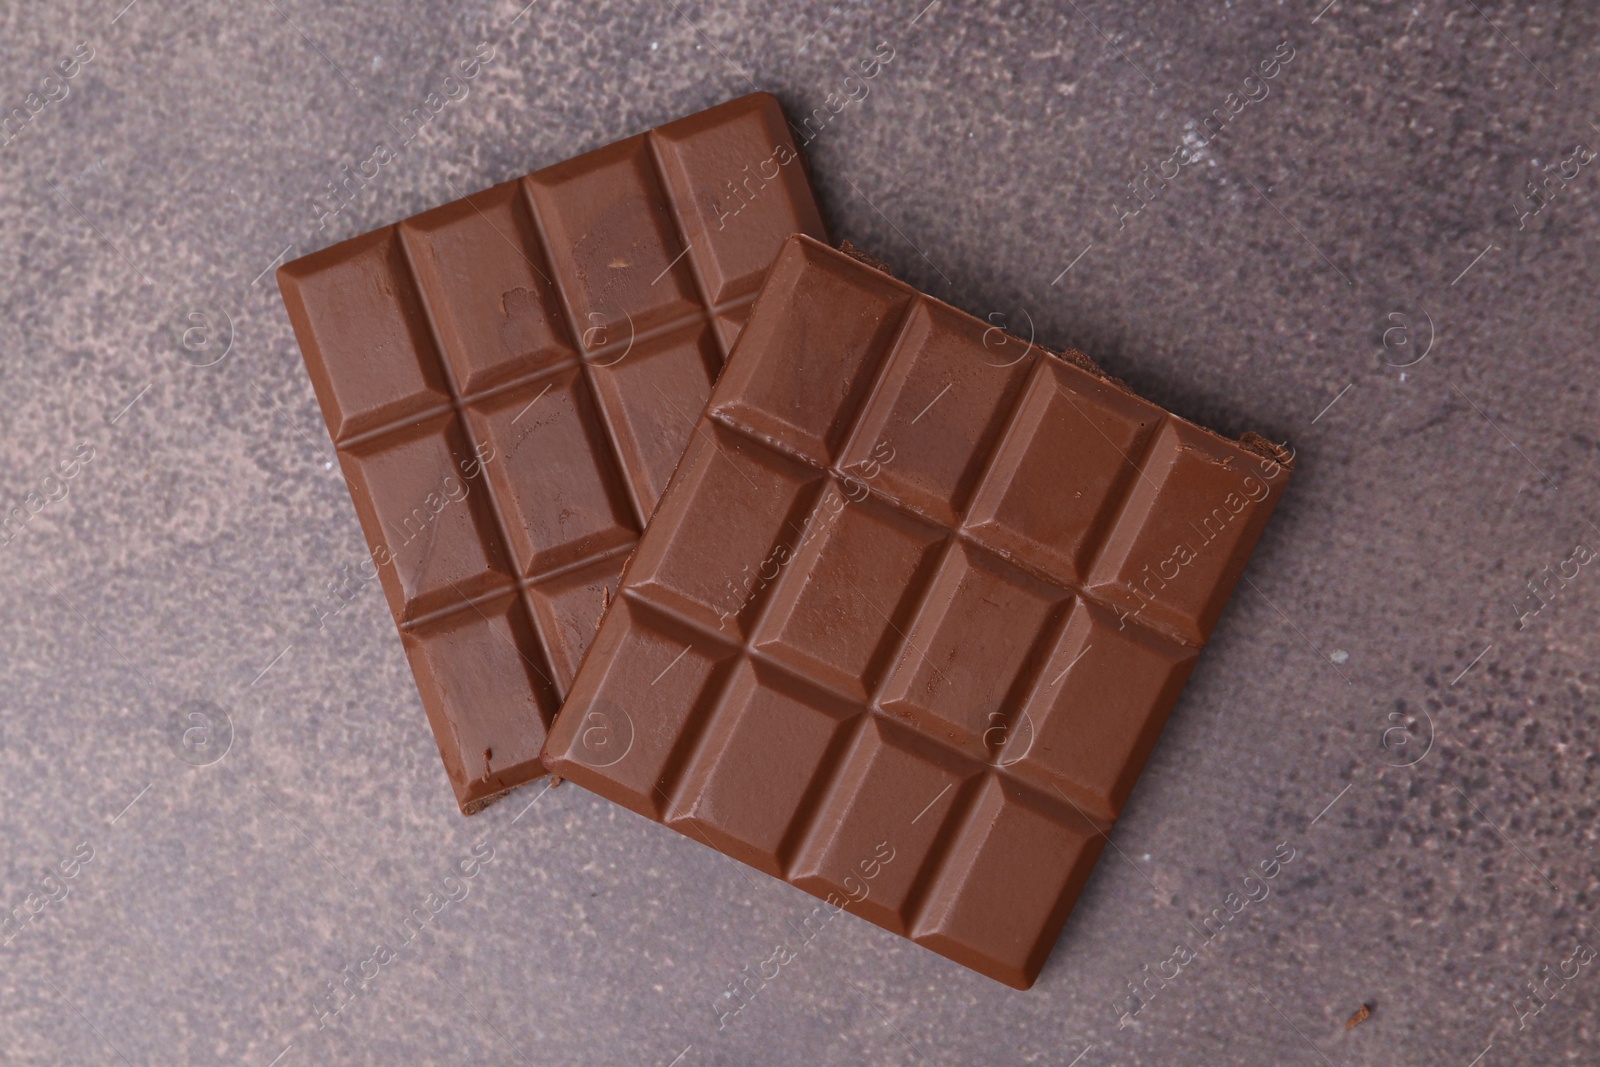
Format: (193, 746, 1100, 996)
(278, 94, 826, 814)
(543, 236, 1293, 986)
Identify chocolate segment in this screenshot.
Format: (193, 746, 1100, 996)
(543, 235, 1292, 987)
(279, 94, 827, 814)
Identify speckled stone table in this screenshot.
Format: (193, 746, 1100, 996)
(1, 2, 1596, 1064)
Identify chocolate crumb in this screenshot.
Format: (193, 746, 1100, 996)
(1050, 342, 1115, 382)
(1239, 431, 1296, 468)
(460, 783, 516, 816)
(837, 241, 894, 275)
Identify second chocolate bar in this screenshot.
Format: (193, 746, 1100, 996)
(544, 236, 1293, 987)
(279, 94, 826, 814)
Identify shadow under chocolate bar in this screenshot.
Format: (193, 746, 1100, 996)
(278, 93, 828, 814)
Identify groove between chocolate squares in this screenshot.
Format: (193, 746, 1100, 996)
(612, 578, 1118, 834)
(330, 293, 755, 454)
(397, 540, 637, 634)
(700, 400, 1202, 652)
(358, 135, 777, 657)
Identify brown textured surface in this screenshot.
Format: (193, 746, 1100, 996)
(278, 93, 826, 813)
(543, 236, 1290, 987)
(6, 2, 1600, 1064)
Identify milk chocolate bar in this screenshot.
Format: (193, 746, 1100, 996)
(278, 94, 827, 813)
(543, 236, 1292, 986)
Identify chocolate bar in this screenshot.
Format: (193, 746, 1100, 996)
(543, 236, 1292, 987)
(278, 94, 827, 814)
